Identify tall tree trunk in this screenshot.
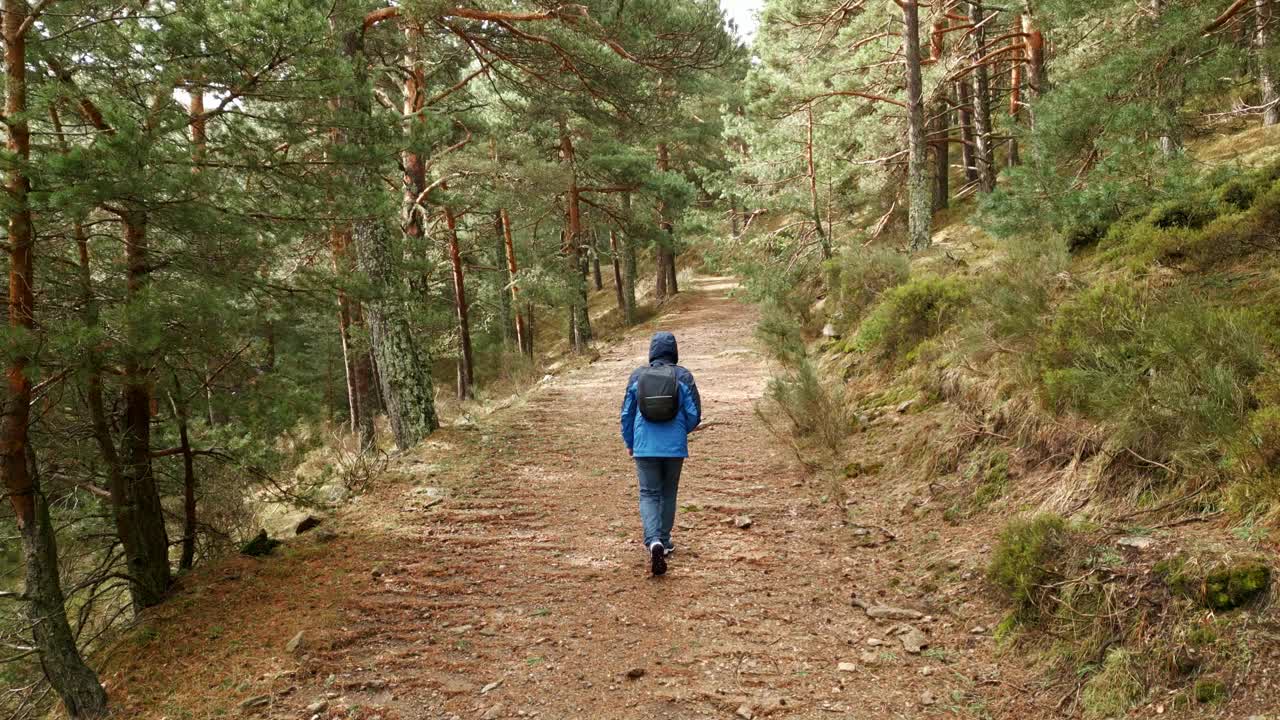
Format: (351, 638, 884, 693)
(590, 230, 604, 291)
(655, 143, 677, 299)
(655, 246, 670, 300)
(339, 15, 439, 449)
(932, 97, 951, 211)
(524, 302, 536, 358)
(970, 0, 998, 192)
(805, 105, 830, 258)
(620, 192, 639, 325)
(500, 209, 530, 357)
(494, 212, 514, 347)
(3, 5, 110, 714)
(120, 211, 173, 607)
(168, 387, 197, 572)
(1259, 0, 1279, 126)
(444, 207, 475, 400)
(560, 127, 592, 352)
(610, 229, 626, 316)
(904, 0, 933, 251)
(665, 250, 679, 295)
(1023, 10, 1049, 102)
(330, 226, 375, 447)
(1008, 15, 1024, 168)
(956, 80, 979, 183)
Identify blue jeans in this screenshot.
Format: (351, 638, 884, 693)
(635, 458, 683, 549)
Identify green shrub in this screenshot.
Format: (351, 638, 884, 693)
(1146, 196, 1219, 230)
(763, 359, 851, 455)
(975, 239, 1068, 341)
(944, 450, 1011, 522)
(1065, 221, 1110, 252)
(1225, 400, 1280, 520)
(1081, 648, 1144, 720)
(989, 513, 1073, 616)
(1193, 677, 1227, 704)
(825, 246, 909, 332)
(854, 275, 970, 364)
(756, 300, 806, 364)
(1040, 284, 1268, 471)
(1101, 180, 1280, 268)
(1203, 560, 1270, 611)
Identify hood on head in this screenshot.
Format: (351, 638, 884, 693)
(648, 332, 678, 364)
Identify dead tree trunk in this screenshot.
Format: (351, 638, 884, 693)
(444, 207, 475, 400)
(2, 4, 110, 713)
(905, 0, 933, 251)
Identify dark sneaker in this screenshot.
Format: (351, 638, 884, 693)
(649, 542, 667, 576)
(663, 543, 675, 556)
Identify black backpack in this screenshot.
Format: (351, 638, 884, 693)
(637, 366, 679, 422)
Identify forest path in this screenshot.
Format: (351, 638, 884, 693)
(251, 276, 1004, 720)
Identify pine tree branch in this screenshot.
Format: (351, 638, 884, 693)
(1205, 0, 1252, 34)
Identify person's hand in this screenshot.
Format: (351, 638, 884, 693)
(628, 448, 633, 457)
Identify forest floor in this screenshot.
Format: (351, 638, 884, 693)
(107, 276, 1058, 720)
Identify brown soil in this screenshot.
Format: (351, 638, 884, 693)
(104, 277, 1071, 719)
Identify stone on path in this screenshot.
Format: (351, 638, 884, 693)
(285, 631, 305, 654)
(900, 626, 928, 654)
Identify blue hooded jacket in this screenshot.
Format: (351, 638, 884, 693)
(621, 332, 701, 458)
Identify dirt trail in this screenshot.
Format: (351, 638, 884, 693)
(152, 276, 1015, 720)
(278, 275, 1006, 720)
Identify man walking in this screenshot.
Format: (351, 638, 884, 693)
(620, 331, 701, 576)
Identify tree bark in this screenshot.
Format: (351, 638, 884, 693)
(444, 207, 475, 400)
(655, 143, 679, 298)
(500, 209, 531, 357)
(1259, 0, 1279, 126)
(932, 97, 951, 211)
(1023, 10, 1048, 101)
(610, 229, 626, 316)
(560, 127, 592, 351)
(168, 387, 197, 572)
(3, 4, 110, 713)
(338, 13, 439, 449)
(330, 225, 375, 447)
(804, 106, 830, 258)
(493, 212, 514, 347)
(956, 80, 979, 183)
(590, 230, 605, 291)
(904, 0, 933, 251)
(120, 211, 173, 608)
(620, 192, 639, 325)
(970, 0, 998, 192)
